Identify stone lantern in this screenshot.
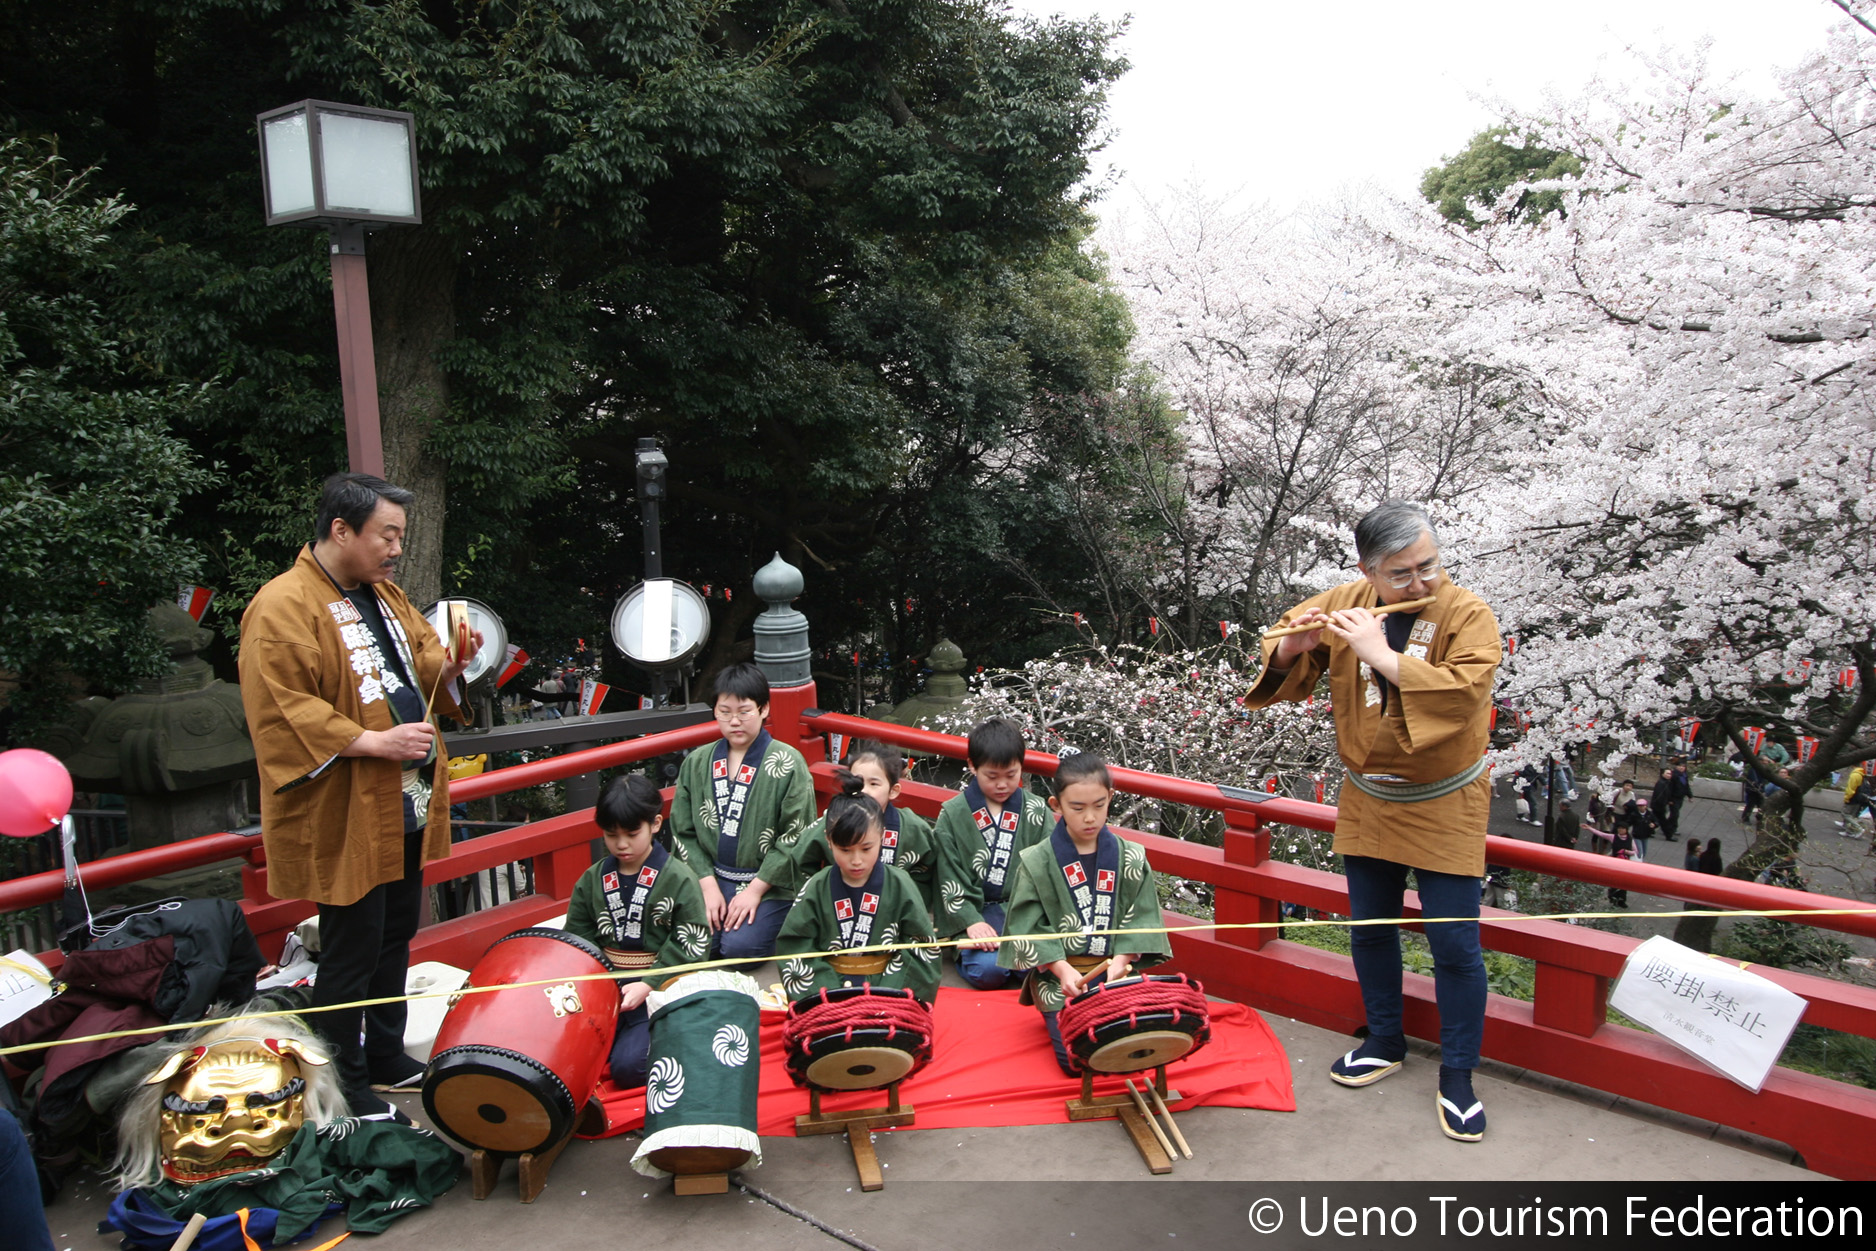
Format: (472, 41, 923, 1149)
(884, 638, 971, 729)
(59, 603, 255, 847)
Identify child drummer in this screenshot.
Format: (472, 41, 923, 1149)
(933, 718, 1053, 988)
(998, 751, 1171, 1075)
(563, 774, 709, 1088)
(775, 772, 941, 1003)
(765, 738, 940, 922)
(667, 662, 816, 960)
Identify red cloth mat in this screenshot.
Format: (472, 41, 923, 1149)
(583, 985, 1293, 1138)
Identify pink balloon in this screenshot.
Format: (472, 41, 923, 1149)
(0, 749, 74, 837)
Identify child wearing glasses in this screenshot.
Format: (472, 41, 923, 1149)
(667, 662, 816, 960)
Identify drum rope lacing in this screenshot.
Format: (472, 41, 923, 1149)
(781, 988, 932, 1054)
(1057, 974, 1210, 1057)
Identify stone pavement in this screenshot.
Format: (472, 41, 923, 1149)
(1488, 785, 1876, 961)
(43, 990, 1819, 1251)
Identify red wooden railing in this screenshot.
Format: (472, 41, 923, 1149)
(6, 685, 1875, 1177)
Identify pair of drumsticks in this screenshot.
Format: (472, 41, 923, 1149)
(1123, 1077, 1192, 1160)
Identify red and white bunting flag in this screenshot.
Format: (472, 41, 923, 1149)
(1073, 612, 1083, 626)
(1505, 636, 1516, 656)
(724, 587, 733, 602)
(639, 695, 653, 710)
(1743, 726, 1766, 753)
(1796, 735, 1820, 764)
(496, 644, 529, 688)
(579, 679, 609, 717)
(1148, 617, 1159, 636)
(1841, 668, 1859, 692)
(1313, 774, 1326, 804)
(1219, 620, 1232, 640)
(1678, 717, 1702, 748)
(176, 585, 216, 623)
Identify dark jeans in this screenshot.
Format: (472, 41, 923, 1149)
(312, 829, 424, 1097)
(0, 1109, 53, 1251)
(956, 901, 1013, 989)
(1042, 1010, 1076, 1076)
(1344, 855, 1486, 1071)
(608, 1001, 652, 1089)
(713, 881, 793, 961)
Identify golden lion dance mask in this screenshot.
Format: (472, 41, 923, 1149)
(145, 1035, 329, 1185)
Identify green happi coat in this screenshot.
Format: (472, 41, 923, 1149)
(931, 785, 1053, 936)
(667, 734, 816, 897)
(996, 834, 1171, 1012)
(563, 850, 711, 981)
(775, 864, 941, 1003)
(764, 806, 939, 920)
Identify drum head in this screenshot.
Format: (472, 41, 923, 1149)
(646, 1145, 754, 1175)
(423, 1047, 573, 1155)
(1084, 1029, 1197, 1074)
(804, 1043, 919, 1091)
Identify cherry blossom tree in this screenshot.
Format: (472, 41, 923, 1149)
(936, 642, 1343, 870)
(1381, 24, 1876, 924)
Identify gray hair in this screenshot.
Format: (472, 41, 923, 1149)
(1354, 500, 1437, 567)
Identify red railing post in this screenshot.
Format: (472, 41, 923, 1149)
(1533, 958, 1610, 1037)
(768, 682, 826, 763)
(1219, 808, 1279, 950)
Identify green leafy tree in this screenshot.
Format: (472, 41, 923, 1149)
(0, 141, 213, 743)
(1420, 127, 1582, 228)
(3, 0, 1133, 700)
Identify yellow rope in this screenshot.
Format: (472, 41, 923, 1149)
(3, 905, 1870, 1059)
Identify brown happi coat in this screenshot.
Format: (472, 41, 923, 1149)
(239, 546, 462, 905)
(1244, 577, 1500, 876)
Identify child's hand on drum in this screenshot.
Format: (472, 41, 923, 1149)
(1105, 954, 1134, 982)
(1053, 959, 1088, 998)
(619, 982, 651, 1013)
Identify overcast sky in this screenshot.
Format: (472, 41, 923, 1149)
(1006, 0, 1847, 217)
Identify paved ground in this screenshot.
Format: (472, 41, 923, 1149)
(43, 986, 1819, 1251)
(1487, 783, 1876, 964)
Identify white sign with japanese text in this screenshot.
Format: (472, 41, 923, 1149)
(1610, 935, 1807, 1092)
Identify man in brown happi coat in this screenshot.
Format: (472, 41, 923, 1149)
(240, 473, 478, 1119)
(1245, 500, 1501, 1143)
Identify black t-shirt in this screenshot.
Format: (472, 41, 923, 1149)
(345, 586, 427, 728)
(344, 585, 429, 833)
(1376, 610, 1418, 713)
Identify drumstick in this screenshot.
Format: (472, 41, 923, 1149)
(1123, 1077, 1178, 1161)
(168, 1214, 209, 1251)
(1146, 1081, 1194, 1159)
(1261, 596, 1437, 640)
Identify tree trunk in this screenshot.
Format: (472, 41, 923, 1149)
(368, 228, 459, 610)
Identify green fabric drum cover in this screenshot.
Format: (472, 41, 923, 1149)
(631, 970, 765, 1178)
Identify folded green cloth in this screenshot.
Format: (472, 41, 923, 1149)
(138, 1117, 461, 1239)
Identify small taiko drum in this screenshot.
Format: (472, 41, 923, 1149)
(631, 970, 765, 1180)
(1058, 974, 1211, 1074)
(422, 928, 620, 1155)
(782, 985, 934, 1091)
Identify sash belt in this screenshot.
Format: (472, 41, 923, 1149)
(1342, 756, 1490, 804)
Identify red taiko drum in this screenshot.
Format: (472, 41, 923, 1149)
(422, 928, 620, 1154)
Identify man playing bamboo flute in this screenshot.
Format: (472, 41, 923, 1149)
(1244, 499, 1501, 1143)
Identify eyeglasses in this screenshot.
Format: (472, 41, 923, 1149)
(1374, 558, 1442, 590)
(715, 709, 760, 724)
